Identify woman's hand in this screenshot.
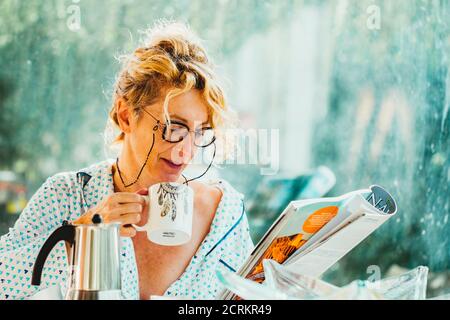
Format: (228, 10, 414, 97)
(73, 188, 149, 237)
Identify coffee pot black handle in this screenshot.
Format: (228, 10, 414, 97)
(31, 224, 76, 286)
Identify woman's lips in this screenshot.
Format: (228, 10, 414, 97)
(161, 158, 183, 171)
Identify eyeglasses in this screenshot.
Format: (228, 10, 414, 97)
(141, 108, 216, 147)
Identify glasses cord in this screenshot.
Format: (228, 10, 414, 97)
(182, 142, 216, 186)
(116, 128, 157, 188)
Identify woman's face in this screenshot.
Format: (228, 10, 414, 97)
(126, 89, 211, 183)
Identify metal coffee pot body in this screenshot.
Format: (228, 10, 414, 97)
(31, 221, 123, 300)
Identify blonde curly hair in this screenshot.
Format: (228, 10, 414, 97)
(107, 21, 236, 159)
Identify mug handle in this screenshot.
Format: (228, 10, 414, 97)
(132, 194, 150, 232)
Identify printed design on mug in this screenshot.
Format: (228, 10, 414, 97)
(157, 183, 189, 221)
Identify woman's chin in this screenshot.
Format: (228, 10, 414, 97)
(164, 175, 180, 183)
(157, 170, 182, 183)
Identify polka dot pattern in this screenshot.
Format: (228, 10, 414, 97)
(0, 160, 254, 300)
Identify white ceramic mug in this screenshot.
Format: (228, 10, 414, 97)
(133, 182, 194, 246)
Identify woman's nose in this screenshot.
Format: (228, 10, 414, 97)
(174, 133, 196, 163)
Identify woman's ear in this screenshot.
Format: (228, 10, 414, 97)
(116, 98, 133, 134)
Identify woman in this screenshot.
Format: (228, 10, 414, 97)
(0, 22, 254, 300)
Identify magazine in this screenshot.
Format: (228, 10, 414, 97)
(218, 185, 397, 300)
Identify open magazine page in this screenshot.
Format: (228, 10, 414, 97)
(219, 185, 397, 300)
(284, 190, 373, 264)
(219, 195, 357, 300)
(241, 193, 364, 283)
(235, 205, 296, 280)
(235, 197, 340, 281)
(284, 194, 395, 277)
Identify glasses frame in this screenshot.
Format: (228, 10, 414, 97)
(141, 108, 216, 148)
